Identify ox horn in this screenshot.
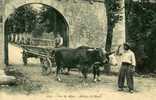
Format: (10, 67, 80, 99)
(88, 49, 94, 51)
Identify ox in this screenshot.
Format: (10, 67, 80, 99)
(53, 46, 107, 82)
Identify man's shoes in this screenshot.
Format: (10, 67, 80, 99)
(118, 88, 124, 91)
(129, 90, 134, 93)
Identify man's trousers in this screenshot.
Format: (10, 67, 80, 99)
(118, 63, 134, 90)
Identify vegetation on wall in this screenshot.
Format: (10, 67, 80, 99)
(105, 0, 156, 73)
(5, 4, 67, 37)
(105, 0, 123, 52)
(126, 1, 156, 73)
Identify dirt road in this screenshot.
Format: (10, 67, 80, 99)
(0, 44, 156, 100)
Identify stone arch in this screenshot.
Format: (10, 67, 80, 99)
(4, 0, 69, 22)
(4, 0, 108, 65)
(4, 2, 69, 65)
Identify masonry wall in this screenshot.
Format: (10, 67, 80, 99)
(1, 0, 127, 73)
(4, 0, 107, 48)
(0, 24, 2, 66)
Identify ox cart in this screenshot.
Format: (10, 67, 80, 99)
(20, 38, 56, 75)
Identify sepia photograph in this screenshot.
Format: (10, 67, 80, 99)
(0, 0, 156, 100)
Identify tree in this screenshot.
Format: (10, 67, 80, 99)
(125, 1, 156, 73)
(105, 0, 126, 51)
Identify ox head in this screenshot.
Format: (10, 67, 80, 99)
(87, 48, 107, 65)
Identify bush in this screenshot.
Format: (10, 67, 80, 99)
(126, 1, 156, 73)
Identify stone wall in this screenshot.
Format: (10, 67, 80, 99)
(0, 24, 2, 66)
(2, 0, 126, 73)
(111, 0, 126, 51)
(4, 0, 107, 48)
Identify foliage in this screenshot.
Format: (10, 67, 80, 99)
(5, 4, 67, 38)
(126, 1, 156, 73)
(105, 0, 123, 51)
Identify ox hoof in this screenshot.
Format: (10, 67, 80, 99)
(97, 78, 101, 81)
(57, 77, 62, 82)
(64, 72, 70, 75)
(93, 79, 97, 82)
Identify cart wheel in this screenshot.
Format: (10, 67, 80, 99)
(51, 57, 56, 68)
(41, 58, 52, 75)
(40, 58, 43, 64)
(22, 51, 27, 65)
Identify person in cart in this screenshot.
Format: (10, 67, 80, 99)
(55, 33, 63, 48)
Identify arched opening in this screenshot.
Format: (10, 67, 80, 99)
(4, 3, 69, 65)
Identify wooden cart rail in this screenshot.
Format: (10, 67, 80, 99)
(20, 44, 56, 58)
(20, 44, 55, 50)
(10, 37, 56, 47)
(31, 38, 55, 41)
(31, 38, 55, 47)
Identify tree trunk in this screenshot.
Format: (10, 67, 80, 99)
(111, 0, 126, 50)
(105, 0, 126, 51)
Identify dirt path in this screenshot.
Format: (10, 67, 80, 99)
(0, 44, 156, 100)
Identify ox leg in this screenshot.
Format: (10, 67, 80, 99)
(81, 66, 88, 79)
(84, 73, 87, 79)
(93, 65, 97, 82)
(56, 66, 62, 81)
(63, 67, 70, 75)
(22, 51, 28, 65)
(93, 65, 101, 82)
(96, 67, 101, 81)
(81, 72, 87, 83)
(67, 67, 70, 75)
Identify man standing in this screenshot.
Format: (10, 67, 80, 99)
(118, 43, 136, 93)
(55, 33, 63, 48)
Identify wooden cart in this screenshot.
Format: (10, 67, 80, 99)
(20, 38, 56, 75)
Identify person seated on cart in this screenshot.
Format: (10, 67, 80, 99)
(55, 33, 63, 48)
(25, 38, 31, 45)
(20, 37, 25, 44)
